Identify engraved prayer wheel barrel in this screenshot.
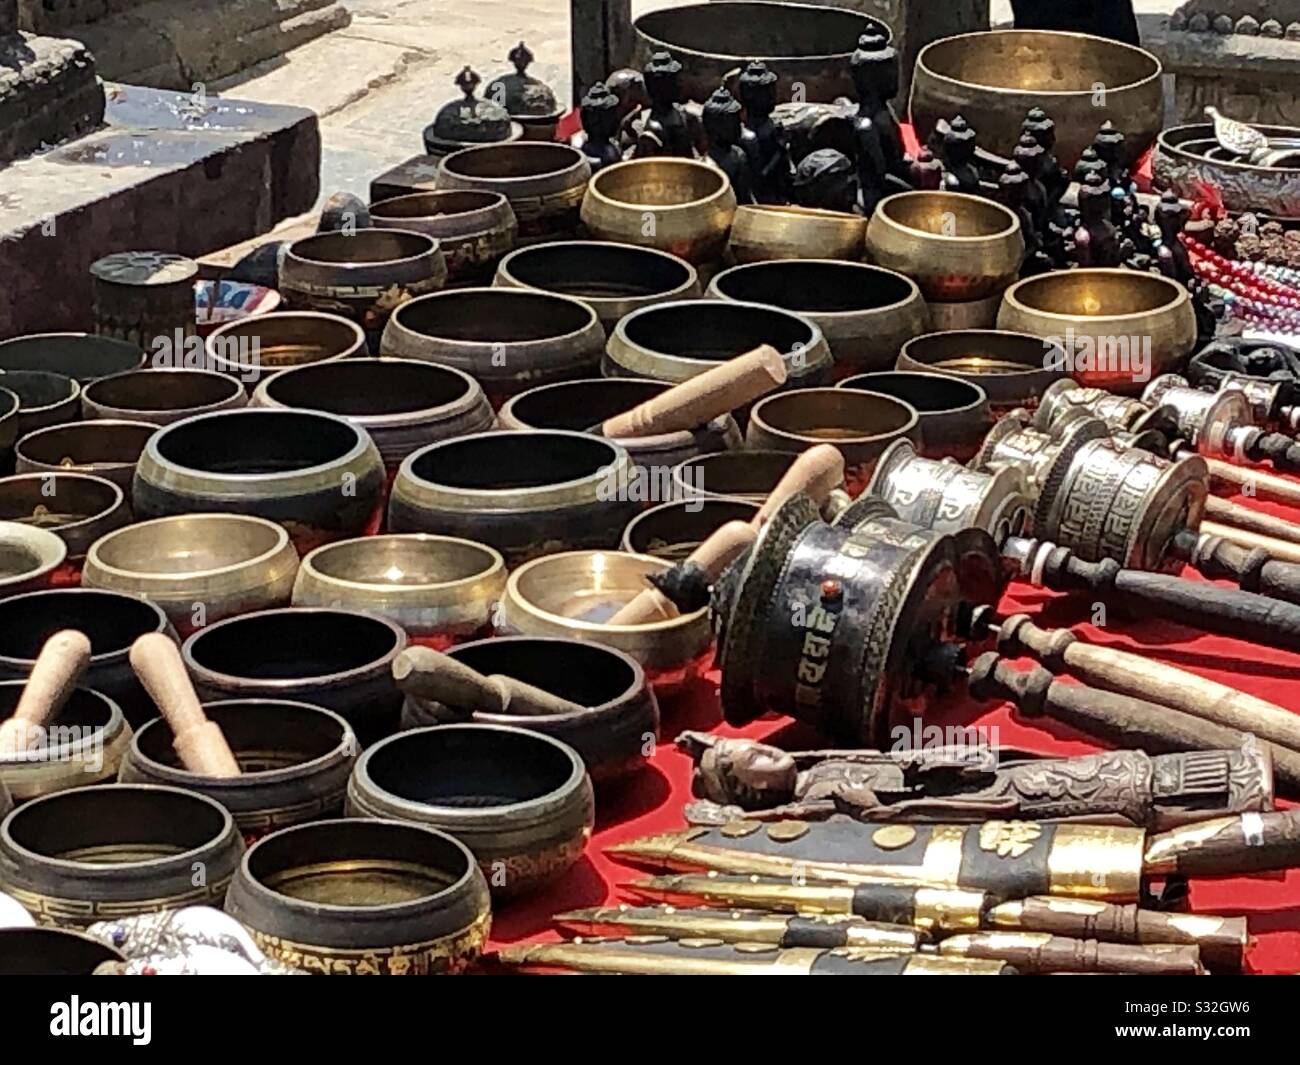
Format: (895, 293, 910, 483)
(0, 682, 129, 801)
(621, 497, 761, 559)
(89, 252, 199, 350)
(0, 784, 243, 927)
(15, 419, 156, 490)
(839, 371, 992, 462)
(249, 359, 494, 472)
(369, 190, 518, 282)
(132, 409, 386, 554)
(400, 636, 659, 782)
(0, 928, 124, 974)
(436, 142, 590, 241)
(670, 449, 799, 504)
(223, 818, 491, 974)
(0, 589, 174, 728)
(119, 700, 357, 839)
(347, 723, 594, 900)
(896, 330, 1068, 416)
(80, 369, 246, 426)
(0, 473, 129, 565)
(204, 311, 366, 387)
(388, 431, 638, 567)
(1, 372, 79, 437)
(0, 523, 66, 597)
(498, 378, 741, 471)
(0, 333, 146, 384)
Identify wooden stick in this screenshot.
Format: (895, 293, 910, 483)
(1205, 496, 1300, 547)
(602, 345, 787, 438)
(391, 646, 588, 717)
(1204, 455, 1300, 508)
(0, 631, 91, 755)
(129, 634, 241, 778)
(1201, 520, 1300, 565)
(752, 444, 846, 529)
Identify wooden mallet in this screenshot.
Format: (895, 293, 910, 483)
(752, 444, 847, 529)
(0, 630, 91, 756)
(392, 645, 589, 717)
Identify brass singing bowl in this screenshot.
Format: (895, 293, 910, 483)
(621, 497, 760, 560)
(500, 549, 713, 693)
(582, 159, 737, 264)
(14, 419, 156, 490)
(0, 522, 67, 597)
(436, 142, 591, 239)
(0, 473, 128, 563)
(0, 682, 128, 800)
(0, 928, 124, 975)
(997, 269, 1196, 393)
(369, 190, 518, 282)
(708, 260, 928, 375)
(82, 514, 299, 636)
(1154, 123, 1300, 218)
(909, 29, 1163, 168)
(205, 311, 366, 385)
(838, 370, 991, 462)
(293, 534, 506, 643)
(726, 204, 866, 263)
(670, 449, 799, 503)
(897, 329, 1069, 414)
(0, 333, 145, 383)
(80, 368, 246, 425)
(866, 191, 1024, 302)
(0, 371, 79, 436)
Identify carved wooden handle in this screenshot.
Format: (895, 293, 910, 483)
(392, 645, 586, 716)
(0, 630, 91, 755)
(1204, 456, 1300, 507)
(753, 444, 846, 528)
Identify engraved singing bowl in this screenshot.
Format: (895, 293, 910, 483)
(369, 190, 518, 281)
(497, 377, 742, 470)
(0, 928, 124, 975)
(708, 260, 929, 375)
(381, 288, 605, 403)
(224, 818, 491, 974)
(400, 636, 659, 782)
(493, 240, 700, 331)
(120, 699, 358, 839)
(0, 371, 79, 436)
(746, 388, 921, 494)
(621, 497, 761, 559)
(0, 473, 128, 562)
(997, 270, 1196, 394)
(632, 1, 890, 102)
(838, 370, 991, 462)
(1154, 123, 1300, 218)
(346, 723, 594, 899)
(581, 159, 737, 264)
(388, 431, 638, 567)
(670, 449, 799, 503)
(15, 419, 156, 490)
(500, 549, 713, 693)
(82, 514, 299, 637)
(865, 191, 1024, 303)
(0, 522, 67, 597)
(436, 142, 591, 239)
(205, 311, 366, 385)
(896, 329, 1069, 414)
(726, 203, 867, 264)
(909, 30, 1163, 168)
(0, 682, 128, 801)
(249, 358, 494, 471)
(0, 784, 243, 928)
(292, 534, 506, 645)
(80, 368, 246, 425)
(132, 409, 385, 553)
(0, 333, 145, 383)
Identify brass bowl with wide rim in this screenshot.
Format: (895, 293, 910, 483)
(581, 159, 737, 264)
(80, 368, 246, 425)
(15, 419, 156, 490)
(670, 449, 800, 503)
(0, 473, 129, 562)
(82, 514, 299, 637)
(0, 682, 129, 800)
(436, 142, 591, 240)
(0, 371, 79, 437)
(838, 370, 992, 462)
(727, 203, 867, 263)
(293, 534, 506, 645)
(369, 190, 518, 281)
(205, 311, 366, 386)
(0, 522, 67, 597)
(866, 191, 1024, 303)
(997, 269, 1196, 394)
(909, 29, 1163, 169)
(897, 329, 1069, 414)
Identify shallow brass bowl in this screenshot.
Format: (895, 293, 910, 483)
(896, 329, 1069, 414)
(866, 191, 1024, 302)
(205, 311, 365, 385)
(726, 204, 866, 263)
(909, 30, 1163, 168)
(0, 682, 128, 800)
(369, 190, 518, 281)
(81, 368, 246, 425)
(0, 522, 67, 597)
(0, 473, 127, 563)
(838, 370, 991, 462)
(997, 269, 1196, 393)
(670, 449, 799, 503)
(1, 371, 79, 436)
(436, 142, 590, 239)
(621, 497, 760, 560)
(15, 419, 156, 490)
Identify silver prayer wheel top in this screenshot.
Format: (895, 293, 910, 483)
(1033, 378, 1154, 435)
(1142, 373, 1255, 457)
(1215, 373, 1300, 433)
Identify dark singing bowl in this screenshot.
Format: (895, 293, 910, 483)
(15, 419, 156, 490)
(436, 142, 590, 240)
(0, 332, 146, 383)
(621, 497, 760, 559)
(896, 329, 1069, 415)
(80, 368, 247, 425)
(0, 522, 66, 597)
(400, 636, 659, 782)
(0, 783, 243, 928)
(183, 607, 407, 745)
(0, 682, 129, 801)
(347, 723, 595, 900)
(0, 589, 173, 727)
(0, 928, 124, 975)
(120, 699, 358, 839)
(250, 358, 494, 471)
(839, 370, 992, 462)
(708, 260, 929, 375)
(746, 388, 921, 494)
(0, 387, 16, 462)
(132, 409, 385, 553)
(369, 189, 518, 282)
(0, 371, 80, 436)
(632, 2, 890, 102)
(224, 818, 491, 974)
(205, 311, 367, 385)
(670, 448, 800, 503)
(497, 377, 741, 470)
(0, 472, 128, 562)
(909, 29, 1163, 169)
(493, 240, 700, 332)
(388, 430, 638, 567)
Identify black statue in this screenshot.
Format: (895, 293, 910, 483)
(606, 67, 650, 153)
(738, 61, 792, 203)
(938, 115, 981, 195)
(703, 86, 754, 204)
(791, 148, 859, 213)
(1092, 120, 1127, 186)
(635, 51, 693, 157)
(1022, 107, 1069, 216)
(908, 146, 944, 190)
(849, 32, 909, 213)
(1071, 172, 1122, 267)
(1000, 162, 1051, 275)
(1156, 190, 1194, 284)
(577, 82, 623, 171)
(1072, 145, 1108, 186)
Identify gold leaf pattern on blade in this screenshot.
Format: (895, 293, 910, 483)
(978, 820, 1042, 859)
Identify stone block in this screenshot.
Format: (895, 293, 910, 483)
(0, 32, 105, 164)
(1145, 23, 1300, 123)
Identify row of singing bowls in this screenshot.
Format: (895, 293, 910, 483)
(80, 368, 246, 424)
(494, 241, 700, 332)
(250, 358, 494, 471)
(1, 372, 78, 436)
(727, 204, 866, 263)
(866, 191, 1024, 303)
(0, 332, 145, 382)
(839, 371, 992, 462)
(1153, 123, 1300, 218)
(133, 409, 386, 553)
(205, 311, 366, 384)
(897, 329, 1069, 414)
(582, 158, 737, 265)
(369, 190, 518, 282)
(15, 420, 155, 490)
(436, 141, 590, 241)
(909, 29, 1163, 169)
(622, 497, 760, 560)
(293, 534, 506, 646)
(388, 430, 637, 566)
(997, 269, 1197, 394)
(498, 378, 741, 469)
(0, 473, 129, 563)
(381, 288, 605, 403)
(632, 1, 889, 101)
(0, 682, 129, 800)
(708, 260, 928, 375)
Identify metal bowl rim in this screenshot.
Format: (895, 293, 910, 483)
(84, 513, 293, 584)
(297, 534, 506, 596)
(1000, 268, 1191, 323)
(587, 158, 732, 212)
(388, 286, 601, 347)
(874, 190, 1021, 243)
(634, 1, 890, 61)
(285, 228, 441, 268)
(709, 259, 922, 319)
(749, 387, 921, 444)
